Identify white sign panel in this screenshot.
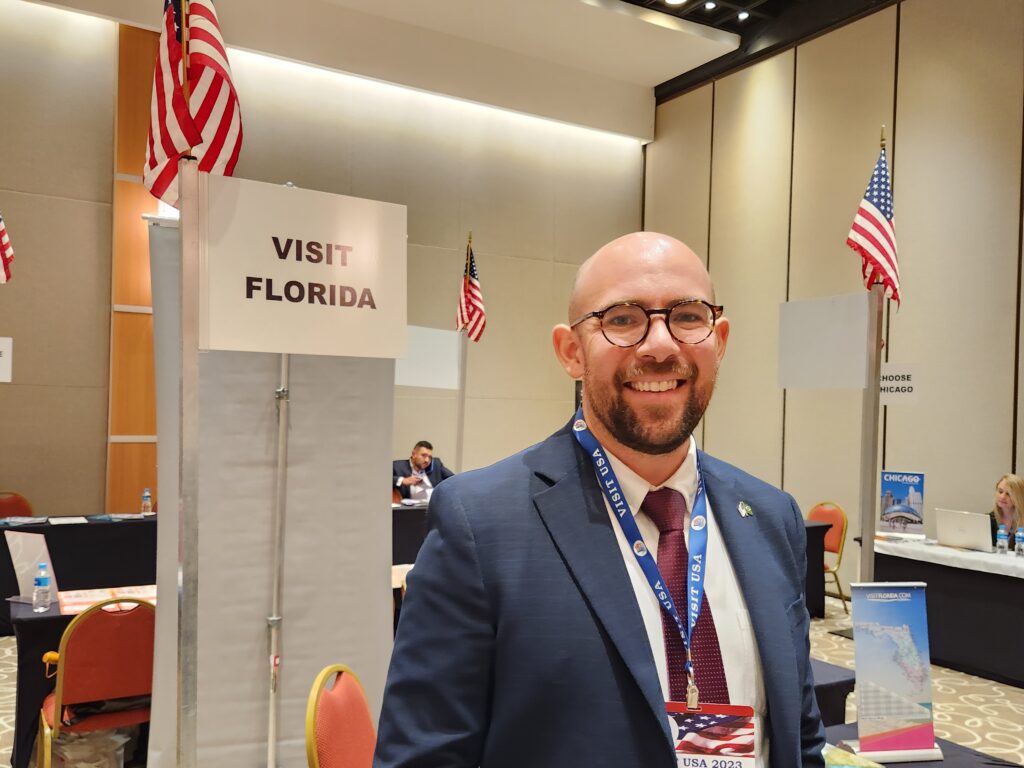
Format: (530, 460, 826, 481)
(880, 363, 918, 404)
(395, 326, 461, 390)
(0, 337, 11, 382)
(201, 175, 407, 358)
(778, 292, 870, 389)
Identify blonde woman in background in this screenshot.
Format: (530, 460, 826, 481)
(991, 473, 1024, 545)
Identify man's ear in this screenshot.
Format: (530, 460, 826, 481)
(712, 316, 729, 364)
(552, 324, 585, 379)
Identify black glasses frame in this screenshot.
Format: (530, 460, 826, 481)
(569, 299, 725, 347)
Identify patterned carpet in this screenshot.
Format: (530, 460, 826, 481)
(0, 599, 1017, 766)
(811, 596, 1024, 765)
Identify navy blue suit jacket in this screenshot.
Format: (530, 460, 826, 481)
(375, 423, 825, 767)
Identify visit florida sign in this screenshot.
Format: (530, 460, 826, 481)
(199, 175, 407, 358)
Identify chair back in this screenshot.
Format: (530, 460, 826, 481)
(306, 664, 376, 768)
(808, 502, 848, 562)
(0, 491, 32, 517)
(55, 599, 156, 709)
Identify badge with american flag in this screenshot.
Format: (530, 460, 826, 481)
(666, 701, 758, 767)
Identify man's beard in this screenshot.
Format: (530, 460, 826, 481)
(584, 362, 713, 455)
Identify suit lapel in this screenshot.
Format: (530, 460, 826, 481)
(529, 432, 673, 747)
(700, 453, 798, 750)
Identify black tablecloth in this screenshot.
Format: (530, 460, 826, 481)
(0, 517, 157, 636)
(394, 506, 831, 618)
(804, 520, 831, 619)
(826, 723, 1019, 766)
(392, 504, 429, 565)
(811, 658, 855, 727)
(10, 603, 73, 768)
(875, 551, 1024, 687)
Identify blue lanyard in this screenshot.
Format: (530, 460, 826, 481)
(571, 408, 710, 700)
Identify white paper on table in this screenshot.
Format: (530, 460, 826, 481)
(48, 517, 89, 525)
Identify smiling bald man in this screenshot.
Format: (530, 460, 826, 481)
(375, 232, 825, 768)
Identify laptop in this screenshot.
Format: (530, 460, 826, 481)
(4, 531, 59, 602)
(935, 508, 993, 553)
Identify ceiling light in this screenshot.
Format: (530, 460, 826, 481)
(737, 10, 750, 20)
(704, 1, 716, 9)
(665, 0, 686, 5)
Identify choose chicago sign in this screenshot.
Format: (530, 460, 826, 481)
(200, 175, 407, 358)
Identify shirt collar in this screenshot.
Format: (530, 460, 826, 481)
(603, 437, 699, 519)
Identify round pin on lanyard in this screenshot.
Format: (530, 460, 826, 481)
(571, 410, 711, 709)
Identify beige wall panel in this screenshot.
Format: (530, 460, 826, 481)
(0, 192, 112, 387)
(109, 313, 157, 435)
(392, 387, 459, 468)
(0, 385, 107, 517)
(703, 52, 794, 486)
(456, 115, 556, 263)
(465, 255, 566, 402)
(550, 132, 644, 265)
(116, 25, 158, 177)
(106, 443, 158, 514)
(644, 85, 713, 256)
(407, 245, 464, 328)
(228, 51, 358, 197)
(0, 0, 115, 203)
(888, 0, 1023, 527)
(112, 180, 159, 306)
(346, 86, 463, 250)
(785, 9, 896, 584)
(463, 397, 575, 471)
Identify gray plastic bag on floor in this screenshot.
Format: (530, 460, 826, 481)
(39, 727, 132, 768)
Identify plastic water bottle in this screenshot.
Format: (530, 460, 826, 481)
(140, 487, 153, 514)
(32, 563, 51, 613)
(996, 524, 1009, 554)
(1015, 527, 1024, 558)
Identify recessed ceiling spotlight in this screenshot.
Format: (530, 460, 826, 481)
(737, 10, 750, 20)
(704, 1, 716, 9)
(665, 0, 686, 5)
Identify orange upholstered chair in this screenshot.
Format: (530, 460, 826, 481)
(306, 664, 376, 768)
(36, 599, 156, 768)
(807, 502, 850, 614)
(0, 491, 32, 517)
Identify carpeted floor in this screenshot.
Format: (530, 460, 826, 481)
(811, 596, 1024, 765)
(0, 597, 1018, 766)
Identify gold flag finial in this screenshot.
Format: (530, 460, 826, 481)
(468, 230, 473, 246)
(880, 125, 886, 149)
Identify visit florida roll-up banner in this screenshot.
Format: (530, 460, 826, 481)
(848, 582, 942, 762)
(199, 175, 407, 358)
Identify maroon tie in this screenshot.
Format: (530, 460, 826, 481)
(641, 487, 731, 704)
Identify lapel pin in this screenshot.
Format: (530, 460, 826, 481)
(738, 501, 754, 518)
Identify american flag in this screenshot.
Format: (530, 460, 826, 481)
(847, 147, 900, 305)
(670, 712, 755, 756)
(456, 242, 486, 342)
(0, 213, 14, 284)
(144, 0, 243, 205)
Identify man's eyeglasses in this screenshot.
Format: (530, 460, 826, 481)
(570, 299, 724, 348)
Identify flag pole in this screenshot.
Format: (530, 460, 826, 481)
(454, 232, 471, 472)
(180, 0, 190, 107)
(858, 126, 888, 583)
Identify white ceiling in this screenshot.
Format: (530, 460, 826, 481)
(28, 0, 737, 138)
(318, 0, 739, 87)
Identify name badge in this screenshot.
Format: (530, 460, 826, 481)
(666, 701, 758, 768)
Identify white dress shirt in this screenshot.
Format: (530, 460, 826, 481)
(598, 437, 769, 766)
(408, 467, 433, 501)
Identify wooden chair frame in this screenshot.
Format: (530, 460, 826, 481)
(36, 598, 155, 768)
(305, 663, 373, 768)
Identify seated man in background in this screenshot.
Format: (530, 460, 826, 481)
(393, 441, 453, 501)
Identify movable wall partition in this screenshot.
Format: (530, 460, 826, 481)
(645, 0, 1024, 590)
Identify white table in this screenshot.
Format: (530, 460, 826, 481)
(873, 540, 1024, 686)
